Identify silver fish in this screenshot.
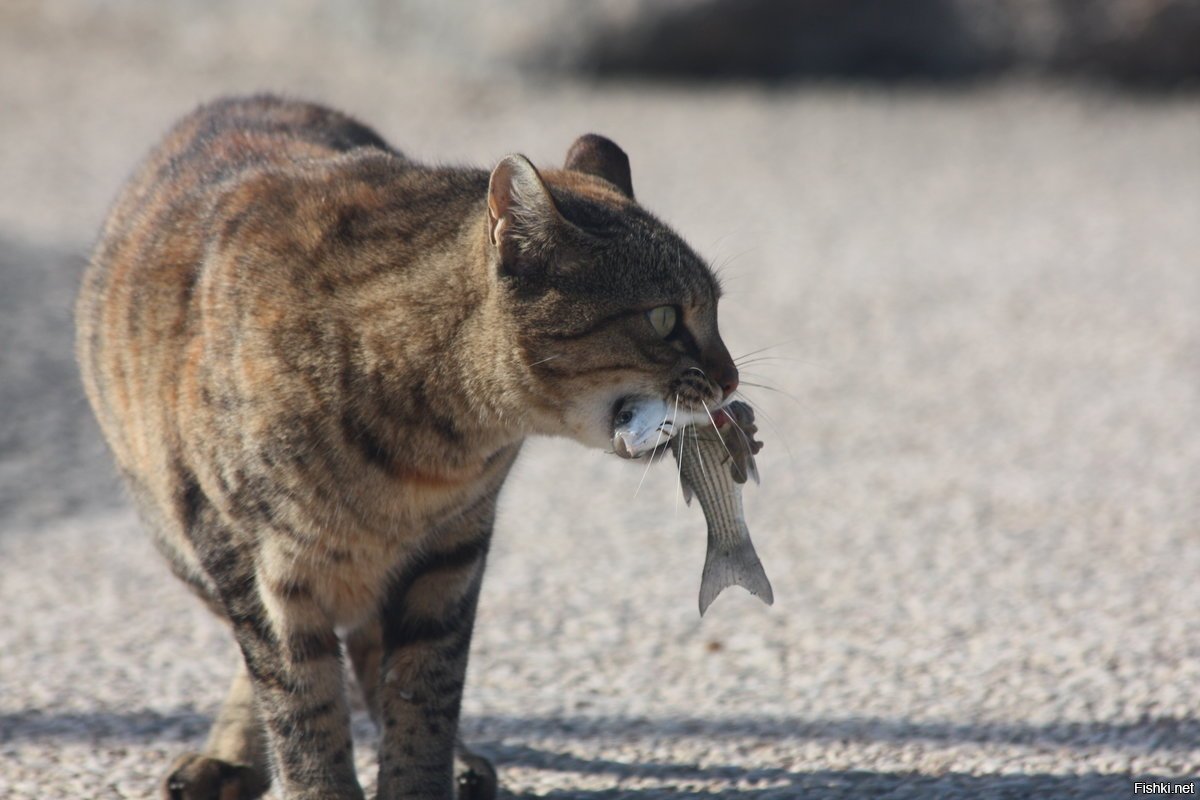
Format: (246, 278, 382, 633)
(670, 403, 773, 615)
(612, 397, 772, 616)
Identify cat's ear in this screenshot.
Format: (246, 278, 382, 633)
(487, 154, 562, 278)
(564, 134, 634, 199)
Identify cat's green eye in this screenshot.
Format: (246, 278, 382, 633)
(647, 305, 677, 338)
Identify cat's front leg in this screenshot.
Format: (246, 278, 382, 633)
(206, 537, 364, 800)
(375, 527, 492, 800)
(347, 617, 496, 800)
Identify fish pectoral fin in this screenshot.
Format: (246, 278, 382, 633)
(680, 481, 694, 506)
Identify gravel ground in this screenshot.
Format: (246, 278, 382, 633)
(2, 8, 1199, 799)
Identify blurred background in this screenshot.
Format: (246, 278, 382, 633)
(1, 2, 1198, 798)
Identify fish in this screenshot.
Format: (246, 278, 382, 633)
(612, 397, 772, 616)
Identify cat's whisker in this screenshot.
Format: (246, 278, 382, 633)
(722, 408, 755, 457)
(711, 244, 758, 274)
(701, 400, 737, 469)
(692, 417, 709, 484)
(735, 355, 810, 368)
(733, 389, 796, 463)
(633, 406, 671, 499)
(632, 447, 656, 500)
(738, 371, 793, 386)
(738, 380, 806, 409)
(731, 338, 802, 363)
(673, 393, 684, 518)
(739, 375, 805, 398)
(527, 354, 562, 368)
(710, 253, 753, 291)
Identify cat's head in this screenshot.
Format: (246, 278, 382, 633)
(484, 135, 739, 450)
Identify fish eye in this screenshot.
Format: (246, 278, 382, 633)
(647, 305, 677, 338)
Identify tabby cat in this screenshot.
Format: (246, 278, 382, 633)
(76, 95, 739, 800)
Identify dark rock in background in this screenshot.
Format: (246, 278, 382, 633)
(8, 1, 1197, 87)
(561, 0, 1003, 81)
(547, 0, 1200, 85)
(1049, 0, 1200, 84)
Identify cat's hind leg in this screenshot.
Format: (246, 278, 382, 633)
(162, 662, 271, 800)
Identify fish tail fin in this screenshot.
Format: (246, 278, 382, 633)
(699, 536, 775, 616)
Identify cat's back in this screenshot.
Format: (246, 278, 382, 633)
(76, 95, 402, 477)
(95, 94, 398, 258)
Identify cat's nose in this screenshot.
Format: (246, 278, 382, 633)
(702, 334, 738, 400)
(711, 362, 739, 400)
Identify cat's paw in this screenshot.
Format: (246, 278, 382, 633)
(162, 753, 269, 800)
(455, 748, 498, 800)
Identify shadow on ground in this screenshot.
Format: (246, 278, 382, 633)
(495, 774, 1193, 800)
(3, 708, 1194, 797)
(0, 234, 124, 531)
(7, 709, 1198, 750)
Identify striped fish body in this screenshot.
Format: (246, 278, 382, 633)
(670, 423, 774, 616)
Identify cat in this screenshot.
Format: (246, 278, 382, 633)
(76, 94, 740, 800)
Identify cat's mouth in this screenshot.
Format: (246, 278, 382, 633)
(610, 395, 726, 459)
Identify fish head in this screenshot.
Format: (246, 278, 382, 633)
(611, 395, 674, 458)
